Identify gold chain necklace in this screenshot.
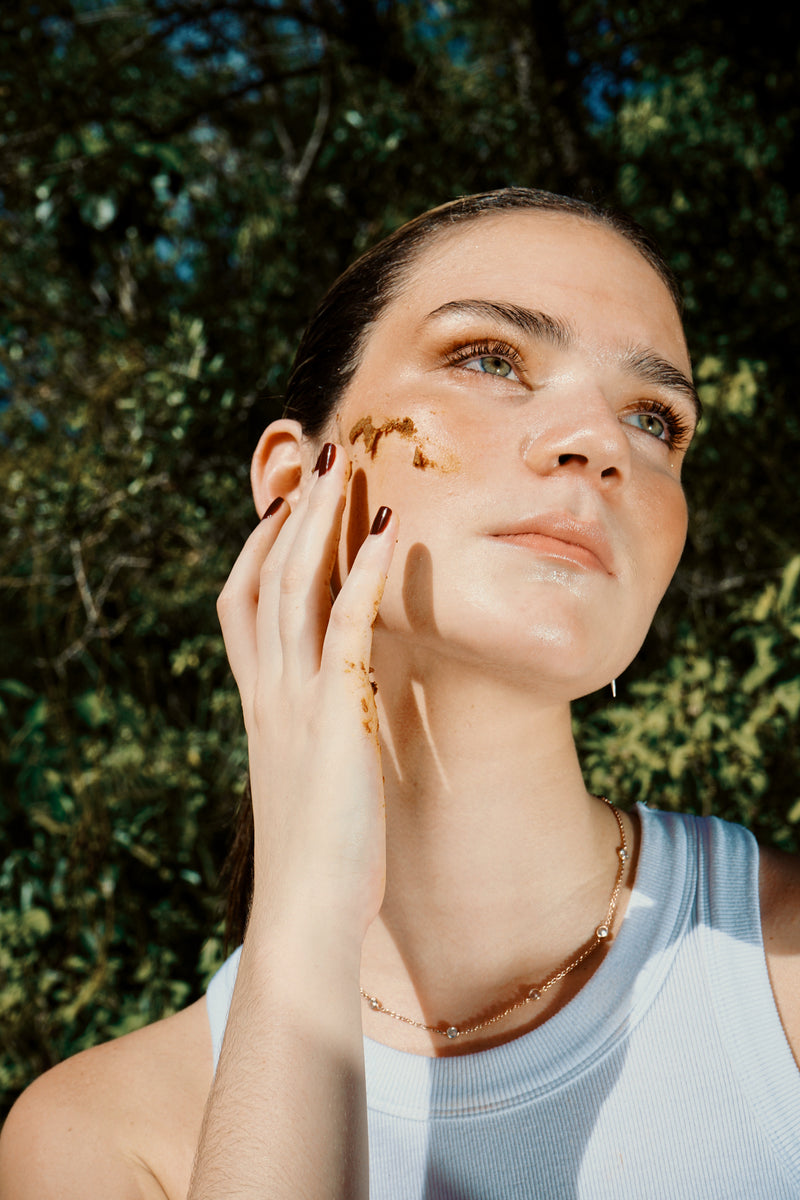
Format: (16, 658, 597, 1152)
(360, 797, 628, 1041)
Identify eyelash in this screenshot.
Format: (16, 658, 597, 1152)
(443, 338, 525, 377)
(626, 398, 694, 452)
(444, 338, 693, 452)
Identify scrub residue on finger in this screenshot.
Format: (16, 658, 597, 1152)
(345, 658, 378, 736)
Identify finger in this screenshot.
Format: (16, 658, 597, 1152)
(216, 498, 291, 699)
(320, 505, 397, 684)
(253, 475, 317, 681)
(262, 443, 348, 683)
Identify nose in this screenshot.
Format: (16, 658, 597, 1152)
(522, 383, 631, 487)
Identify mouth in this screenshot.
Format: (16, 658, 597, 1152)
(491, 513, 615, 575)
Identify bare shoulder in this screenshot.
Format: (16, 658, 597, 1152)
(759, 843, 800, 1065)
(0, 998, 213, 1200)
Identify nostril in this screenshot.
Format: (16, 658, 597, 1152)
(600, 465, 619, 478)
(558, 453, 588, 466)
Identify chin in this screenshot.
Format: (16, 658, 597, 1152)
(436, 618, 638, 698)
(382, 566, 656, 694)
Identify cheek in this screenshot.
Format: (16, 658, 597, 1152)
(333, 399, 467, 571)
(333, 448, 441, 589)
(638, 476, 688, 600)
(664, 479, 689, 564)
(336, 401, 463, 476)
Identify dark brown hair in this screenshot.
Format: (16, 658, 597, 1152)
(223, 186, 683, 947)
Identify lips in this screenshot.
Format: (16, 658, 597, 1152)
(491, 512, 615, 575)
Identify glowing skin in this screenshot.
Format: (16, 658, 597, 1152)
(9, 209, 800, 1200)
(225, 210, 701, 1071)
(330, 211, 698, 701)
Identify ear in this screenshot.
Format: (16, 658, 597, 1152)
(250, 419, 314, 519)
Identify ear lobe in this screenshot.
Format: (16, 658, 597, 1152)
(250, 419, 310, 518)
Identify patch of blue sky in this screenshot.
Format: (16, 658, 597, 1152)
(445, 33, 470, 66)
(189, 121, 218, 146)
(155, 235, 174, 264)
(583, 45, 644, 124)
(40, 14, 73, 58)
(166, 4, 323, 81)
(151, 177, 194, 231)
(270, 14, 323, 48)
(164, 8, 269, 83)
(171, 191, 193, 227)
(175, 254, 197, 283)
(154, 234, 199, 282)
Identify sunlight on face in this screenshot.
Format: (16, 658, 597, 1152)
(332, 210, 695, 700)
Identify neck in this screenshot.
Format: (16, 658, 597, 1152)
(360, 651, 627, 1045)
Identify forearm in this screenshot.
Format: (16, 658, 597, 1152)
(196, 447, 395, 1197)
(188, 917, 368, 1200)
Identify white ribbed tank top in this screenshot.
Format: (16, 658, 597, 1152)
(206, 804, 800, 1197)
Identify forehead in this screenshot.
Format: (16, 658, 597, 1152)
(381, 210, 689, 369)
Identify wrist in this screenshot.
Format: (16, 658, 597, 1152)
(243, 903, 364, 976)
(232, 911, 365, 1050)
(247, 863, 379, 949)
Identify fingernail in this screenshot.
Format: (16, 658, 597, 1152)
(370, 506, 392, 535)
(314, 443, 336, 475)
(261, 496, 285, 520)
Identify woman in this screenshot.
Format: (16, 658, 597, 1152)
(2, 188, 800, 1198)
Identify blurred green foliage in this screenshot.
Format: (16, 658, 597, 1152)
(1, 0, 798, 1117)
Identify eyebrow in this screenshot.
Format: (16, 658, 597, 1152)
(427, 299, 573, 349)
(618, 347, 702, 422)
(424, 299, 702, 423)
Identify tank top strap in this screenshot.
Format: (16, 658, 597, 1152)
(206, 943, 242, 1073)
(694, 812, 800, 1176)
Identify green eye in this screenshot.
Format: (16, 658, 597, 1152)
(478, 356, 513, 377)
(449, 340, 522, 382)
(624, 411, 667, 439)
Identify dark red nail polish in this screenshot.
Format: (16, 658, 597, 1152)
(261, 496, 285, 520)
(370, 506, 392, 535)
(314, 443, 336, 475)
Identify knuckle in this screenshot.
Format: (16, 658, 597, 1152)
(216, 589, 234, 620)
(258, 556, 281, 587)
(327, 602, 359, 635)
(279, 563, 305, 595)
(251, 688, 271, 730)
(307, 476, 331, 510)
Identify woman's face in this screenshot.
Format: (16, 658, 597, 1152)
(330, 211, 698, 698)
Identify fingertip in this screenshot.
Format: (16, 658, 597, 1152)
(369, 506, 393, 536)
(313, 443, 337, 476)
(261, 496, 286, 520)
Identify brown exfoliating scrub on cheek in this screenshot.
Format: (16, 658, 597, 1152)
(349, 415, 415, 456)
(348, 414, 441, 470)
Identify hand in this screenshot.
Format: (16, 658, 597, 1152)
(216, 443, 397, 943)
